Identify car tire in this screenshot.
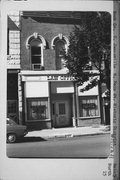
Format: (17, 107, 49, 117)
(7, 134, 17, 143)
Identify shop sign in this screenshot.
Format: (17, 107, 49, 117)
(7, 55, 20, 61)
(82, 103, 96, 109)
(22, 75, 74, 82)
(47, 75, 74, 81)
(7, 55, 20, 68)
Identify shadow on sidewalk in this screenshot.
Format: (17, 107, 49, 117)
(17, 136, 47, 143)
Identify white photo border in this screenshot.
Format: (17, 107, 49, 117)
(0, 1, 119, 180)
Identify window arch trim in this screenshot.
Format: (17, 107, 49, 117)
(26, 32, 46, 49)
(51, 34, 69, 51)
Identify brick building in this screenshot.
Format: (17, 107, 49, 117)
(7, 11, 104, 130)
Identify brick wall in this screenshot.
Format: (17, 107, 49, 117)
(78, 118, 101, 127)
(20, 16, 78, 70)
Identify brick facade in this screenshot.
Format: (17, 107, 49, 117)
(20, 16, 80, 70)
(7, 12, 105, 130)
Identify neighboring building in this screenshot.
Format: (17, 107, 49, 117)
(7, 11, 108, 130)
(7, 15, 20, 123)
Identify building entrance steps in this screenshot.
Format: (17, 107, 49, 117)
(26, 125, 110, 140)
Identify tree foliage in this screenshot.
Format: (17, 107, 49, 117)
(65, 12, 111, 92)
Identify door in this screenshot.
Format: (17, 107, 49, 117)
(52, 101, 70, 128)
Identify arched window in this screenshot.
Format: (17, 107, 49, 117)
(26, 33, 46, 70)
(51, 34, 69, 70)
(30, 39, 42, 70)
(55, 40, 65, 70)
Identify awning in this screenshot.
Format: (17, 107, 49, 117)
(78, 85, 98, 96)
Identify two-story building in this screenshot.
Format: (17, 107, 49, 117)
(17, 11, 101, 130)
(7, 11, 110, 130)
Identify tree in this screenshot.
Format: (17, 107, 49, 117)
(64, 12, 111, 124)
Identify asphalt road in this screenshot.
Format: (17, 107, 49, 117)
(7, 134, 110, 158)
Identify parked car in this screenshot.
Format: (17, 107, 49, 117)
(7, 118, 28, 143)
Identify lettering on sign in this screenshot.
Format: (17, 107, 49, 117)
(82, 103, 96, 109)
(47, 75, 74, 81)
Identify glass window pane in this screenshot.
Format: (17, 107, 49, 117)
(27, 98, 49, 120)
(79, 96, 99, 117)
(32, 55, 41, 64)
(7, 100, 17, 114)
(31, 40, 41, 65)
(32, 46, 41, 55)
(52, 104, 55, 115)
(55, 40, 65, 70)
(59, 103, 65, 115)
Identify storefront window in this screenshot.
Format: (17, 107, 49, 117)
(7, 100, 17, 114)
(27, 98, 49, 120)
(79, 96, 99, 117)
(7, 100, 18, 122)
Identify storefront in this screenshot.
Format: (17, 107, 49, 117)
(77, 85, 101, 126)
(20, 71, 75, 130)
(19, 71, 101, 130)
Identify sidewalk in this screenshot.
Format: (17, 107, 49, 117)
(26, 125, 110, 140)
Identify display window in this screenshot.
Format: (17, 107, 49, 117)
(79, 96, 99, 117)
(7, 100, 18, 122)
(27, 98, 49, 121)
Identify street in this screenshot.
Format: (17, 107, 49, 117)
(7, 134, 110, 158)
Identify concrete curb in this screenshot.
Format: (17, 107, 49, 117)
(73, 132, 110, 138)
(26, 131, 110, 140)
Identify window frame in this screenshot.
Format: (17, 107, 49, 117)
(7, 100, 18, 122)
(51, 34, 69, 70)
(79, 96, 100, 119)
(7, 100, 18, 115)
(26, 98, 50, 122)
(30, 39, 44, 70)
(55, 39, 66, 70)
(26, 33, 46, 70)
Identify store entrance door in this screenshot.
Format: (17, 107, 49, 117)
(52, 101, 71, 128)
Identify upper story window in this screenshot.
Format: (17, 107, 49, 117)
(26, 33, 46, 70)
(31, 39, 42, 70)
(51, 34, 69, 70)
(55, 40, 65, 70)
